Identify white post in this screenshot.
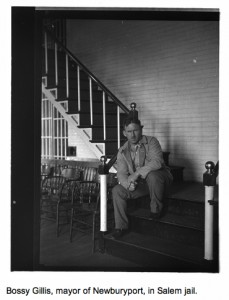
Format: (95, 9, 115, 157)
(100, 174, 107, 232)
(89, 77, 93, 125)
(54, 42, 58, 86)
(66, 54, 69, 98)
(103, 92, 106, 141)
(44, 32, 48, 74)
(204, 186, 214, 260)
(77, 66, 81, 111)
(117, 106, 120, 149)
(203, 161, 217, 261)
(98, 156, 109, 232)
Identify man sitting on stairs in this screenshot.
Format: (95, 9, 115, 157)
(111, 116, 173, 239)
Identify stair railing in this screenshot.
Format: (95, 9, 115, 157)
(203, 161, 219, 261)
(43, 25, 143, 236)
(43, 26, 130, 154)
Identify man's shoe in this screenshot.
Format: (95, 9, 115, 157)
(110, 228, 129, 240)
(149, 212, 161, 220)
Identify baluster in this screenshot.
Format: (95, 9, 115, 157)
(52, 103, 55, 158)
(103, 92, 106, 140)
(44, 31, 48, 74)
(49, 100, 52, 158)
(60, 119, 63, 158)
(117, 106, 120, 149)
(56, 118, 59, 158)
(66, 54, 69, 98)
(89, 77, 93, 125)
(54, 42, 58, 86)
(77, 66, 81, 111)
(64, 119, 66, 158)
(44, 104, 47, 157)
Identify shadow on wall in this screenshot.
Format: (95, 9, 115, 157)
(172, 141, 199, 181)
(146, 118, 201, 181)
(148, 118, 209, 182)
(149, 119, 174, 160)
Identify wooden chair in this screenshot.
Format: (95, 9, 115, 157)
(69, 170, 117, 253)
(40, 167, 81, 236)
(69, 167, 99, 252)
(41, 163, 54, 180)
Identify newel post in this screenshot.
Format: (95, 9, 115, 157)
(129, 102, 138, 120)
(203, 161, 217, 260)
(98, 156, 109, 232)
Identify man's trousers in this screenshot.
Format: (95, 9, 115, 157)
(112, 168, 173, 229)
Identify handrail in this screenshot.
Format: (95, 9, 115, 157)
(107, 152, 118, 170)
(44, 26, 130, 114)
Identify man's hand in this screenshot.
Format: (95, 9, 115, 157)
(128, 182, 137, 192)
(128, 172, 140, 184)
(127, 172, 140, 191)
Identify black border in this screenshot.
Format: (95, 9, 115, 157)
(11, 7, 42, 271)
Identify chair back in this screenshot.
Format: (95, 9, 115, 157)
(41, 175, 66, 198)
(82, 167, 98, 182)
(61, 167, 81, 179)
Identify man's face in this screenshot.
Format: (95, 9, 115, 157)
(123, 122, 142, 145)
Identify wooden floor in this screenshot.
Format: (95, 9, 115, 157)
(40, 220, 140, 270)
(39, 181, 218, 271)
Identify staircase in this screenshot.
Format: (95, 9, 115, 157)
(42, 27, 184, 178)
(42, 25, 218, 272)
(102, 183, 218, 272)
(42, 27, 129, 160)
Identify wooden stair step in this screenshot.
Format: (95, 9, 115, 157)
(77, 112, 127, 127)
(77, 126, 123, 142)
(102, 182, 218, 272)
(127, 187, 205, 218)
(166, 197, 204, 217)
(66, 100, 118, 115)
(128, 208, 204, 230)
(128, 208, 204, 247)
(43, 67, 90, 80)
(103, 231, 216, 272)
(45, 77, 97, 91)
(55, 87, 103, 101)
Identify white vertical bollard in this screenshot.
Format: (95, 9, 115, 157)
(204, 186, 214, 260)
(100, 174, 107, 232)
(203, 161, 217, 261)
(98, 156, 109, 232)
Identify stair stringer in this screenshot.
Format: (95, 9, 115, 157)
(42, 82, 105, 160)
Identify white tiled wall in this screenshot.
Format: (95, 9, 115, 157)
(67, 20, 219, 182)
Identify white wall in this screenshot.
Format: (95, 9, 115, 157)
(68, 124, 98, 159)
(67, 20, 219, 182)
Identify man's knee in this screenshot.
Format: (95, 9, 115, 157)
(146, 170, 172, 198)
(112, 184, 128, 200)
(146, 170, 164, 186)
